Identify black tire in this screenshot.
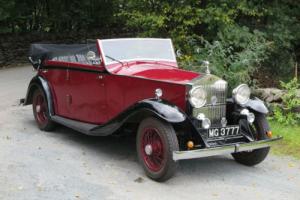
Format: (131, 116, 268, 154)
(32, 86, 56, 131)
(136, 117, 179, 182)
(232, 113, 270, 166)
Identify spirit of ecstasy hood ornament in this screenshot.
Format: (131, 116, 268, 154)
(203, 61, 210, 74)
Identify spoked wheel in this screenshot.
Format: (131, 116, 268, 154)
(141, 128, 165, 172)
(137, 117, 179, 182)
(232, 113, 270, 166)
(32, 86, 56, 131)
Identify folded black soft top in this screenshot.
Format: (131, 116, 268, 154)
(29, 43, 99, 68)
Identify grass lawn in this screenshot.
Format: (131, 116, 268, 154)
(270, 120, 300, 159)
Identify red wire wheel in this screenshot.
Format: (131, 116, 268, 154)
(34, 93, 47, 125)
(141, 128, 165, 172)
(32, 86, 56, 131)
(137, 117, 179, 182)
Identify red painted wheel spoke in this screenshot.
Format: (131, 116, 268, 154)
(34, 93, 48, 125)
(40, 104, 45, 112)
(141, 128, 164, 172)
(153, 154, 163, 163)
(147, 131, 152, 143)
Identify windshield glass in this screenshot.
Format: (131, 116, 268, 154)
(100, 38, 176, 65)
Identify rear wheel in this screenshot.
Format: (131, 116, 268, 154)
(137, 117, 179, 182)
(32, 86, 56, 131)
(232, 113, 270, 166)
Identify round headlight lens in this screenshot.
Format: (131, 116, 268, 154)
(233, 84, 251, 105)
(189, 87, 207, 108)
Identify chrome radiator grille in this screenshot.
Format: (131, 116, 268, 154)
(192, 79, 228, 126)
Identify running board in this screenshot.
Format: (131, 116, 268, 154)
(51, 115, 126, 136)
(51, 116, 98, 135)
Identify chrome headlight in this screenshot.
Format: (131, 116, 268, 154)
(232, 84, 251, 105)
(189, 86, 207, 108)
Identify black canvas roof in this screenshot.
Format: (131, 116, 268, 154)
(29, 43, 99, 66)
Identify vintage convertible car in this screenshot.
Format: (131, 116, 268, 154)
(23, 38, 282, 181)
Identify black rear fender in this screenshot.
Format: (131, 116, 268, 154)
(23, 76, 54, 116)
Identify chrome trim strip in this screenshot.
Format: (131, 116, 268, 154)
(173, 136, 282, 161)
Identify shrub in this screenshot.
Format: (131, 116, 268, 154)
(179, 25, 270, 88)
(273, 78, 300, 125)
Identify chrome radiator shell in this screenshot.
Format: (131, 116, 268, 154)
(189, 74, 228, 126)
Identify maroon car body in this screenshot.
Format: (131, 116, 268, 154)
(42, 59, 197, 124)
(24, 38, 281, 181)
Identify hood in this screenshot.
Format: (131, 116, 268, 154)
(106, 62, 200, 84)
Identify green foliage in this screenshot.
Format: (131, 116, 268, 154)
(273, 78, 300, 125)
(178, 25, 270, 87)
(117, 0, 202, 49)
(0, 0, 299, 85)
(262, 1, 300, 81)
(270, 120, 300, 159)
(0, 0, 117, 33)
(117, 0, 300, 86)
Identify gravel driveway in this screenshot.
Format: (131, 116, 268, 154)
(0, 66, 299, 200)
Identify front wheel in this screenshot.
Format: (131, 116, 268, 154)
(136, 117, 179, 182)
(232, 113, 270, 166)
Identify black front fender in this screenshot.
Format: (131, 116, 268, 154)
(243, 97, 269, 114)
(90, 99, 187, 136)
(137, 99, 187, 123)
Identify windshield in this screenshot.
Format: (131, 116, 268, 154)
(100, 38, 176, 65)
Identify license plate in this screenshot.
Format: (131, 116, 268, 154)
(207, 126, 240, 139)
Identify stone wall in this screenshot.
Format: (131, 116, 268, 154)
(253, 88, 300, 103)
(0, 32, 132, 68)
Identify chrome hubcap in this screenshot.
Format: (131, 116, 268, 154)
(145, 144, 153, 155)
(36, 105, 41, 113)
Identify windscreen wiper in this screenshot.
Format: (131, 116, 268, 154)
(105, 55, 124, 66)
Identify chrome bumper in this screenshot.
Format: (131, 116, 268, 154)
(173, 136, 282, 161)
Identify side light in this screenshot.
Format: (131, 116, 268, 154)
(240, 109, 255, 123)
(197, 113, 211, 129)
(155, 88, 163, 99)
(240, 108, 250, 115)
(247, 112, 255, 123)
(202, 118, 211, 129)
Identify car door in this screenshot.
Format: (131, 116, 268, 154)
(66, 65, 107, 124)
